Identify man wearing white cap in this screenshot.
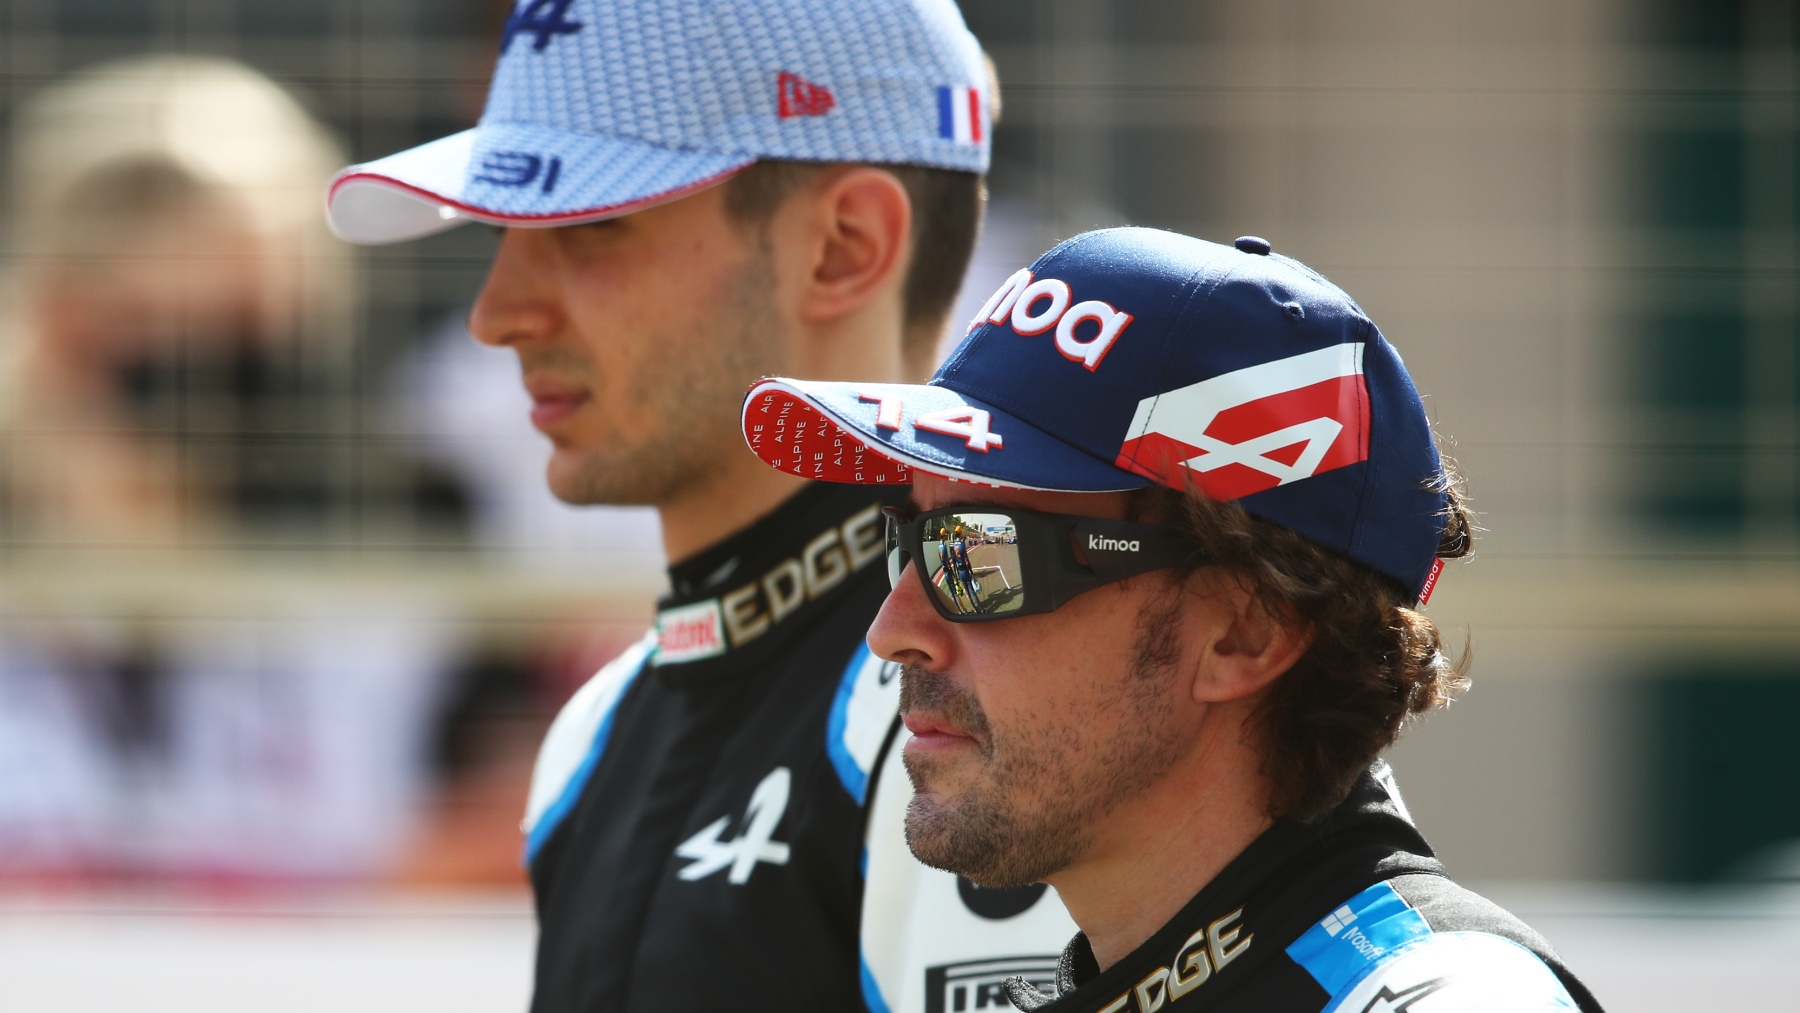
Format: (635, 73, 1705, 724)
(325, 1, 1075, 1011)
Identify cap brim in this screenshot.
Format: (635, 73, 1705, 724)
(742, 378, 1148, 493)
(326, 126, 753, 245)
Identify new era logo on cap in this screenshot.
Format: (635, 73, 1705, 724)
(740, 227, 1452, 600)
(778, 72, 836, 119)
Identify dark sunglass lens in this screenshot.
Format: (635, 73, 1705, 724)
(920, 512, 1025, 616)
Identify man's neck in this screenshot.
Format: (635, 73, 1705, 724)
(1045, 707, 1276, 972)
(656, 310, 920, 565)
(657, 452, 811, 565)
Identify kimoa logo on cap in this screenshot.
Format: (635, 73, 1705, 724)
(968, 268, 1134, 372)
(1118, 343, 1372, 501)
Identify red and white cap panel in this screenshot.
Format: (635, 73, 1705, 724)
(740, 377, 1151, 494)
(744, 382, 913, 486)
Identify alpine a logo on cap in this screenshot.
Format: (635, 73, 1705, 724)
(1117, 343, 1370, 501)
(501, 0, 583, 54)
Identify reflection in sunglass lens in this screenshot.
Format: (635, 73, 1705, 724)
(919, 512, 1024, 617)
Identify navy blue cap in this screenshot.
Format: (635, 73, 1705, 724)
(741, 227, 1449, 599)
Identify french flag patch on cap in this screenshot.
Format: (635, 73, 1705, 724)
(938, 84, 984, 144)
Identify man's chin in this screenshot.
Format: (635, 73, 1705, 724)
(902, 784, 1085, 889)
(900, 791, 1017, 886)
(544, 449, 645, 506)
(900, 791, 971, 875)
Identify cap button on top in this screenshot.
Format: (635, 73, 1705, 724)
(1234, 235, 1272, 256)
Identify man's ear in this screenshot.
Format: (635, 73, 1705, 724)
(1189, 577, 1313, 705)
(784, 166, 912, 324)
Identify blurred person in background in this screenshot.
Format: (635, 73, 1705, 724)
(325, 0, 1078, 1008)
(0, 55, 453, 884)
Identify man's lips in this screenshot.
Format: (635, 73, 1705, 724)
(902, 711, 978, 754)
(523, 376, 589, 430)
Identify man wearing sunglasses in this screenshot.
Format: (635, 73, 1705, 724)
(742, 227, 1606, 1011)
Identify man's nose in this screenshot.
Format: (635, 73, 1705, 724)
(866, 560, 955, 672)
(469, 228, 562, 347)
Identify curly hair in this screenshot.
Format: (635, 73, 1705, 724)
(1129, 462, 1475, 821)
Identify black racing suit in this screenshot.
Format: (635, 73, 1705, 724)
(1002, 766, 1606, 1013)
(524, 484, 902, 1012)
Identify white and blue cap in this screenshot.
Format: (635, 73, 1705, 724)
(326, 0, 991, 245)
(742, 228, 1456, 602)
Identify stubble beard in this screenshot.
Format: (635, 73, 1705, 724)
(542, 236, 784, 506)
(900, 586, 1191, 888)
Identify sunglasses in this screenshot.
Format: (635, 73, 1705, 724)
(883, 504, 1200, 622)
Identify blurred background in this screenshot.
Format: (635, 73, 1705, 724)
(0, 1, 1794, 1010)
